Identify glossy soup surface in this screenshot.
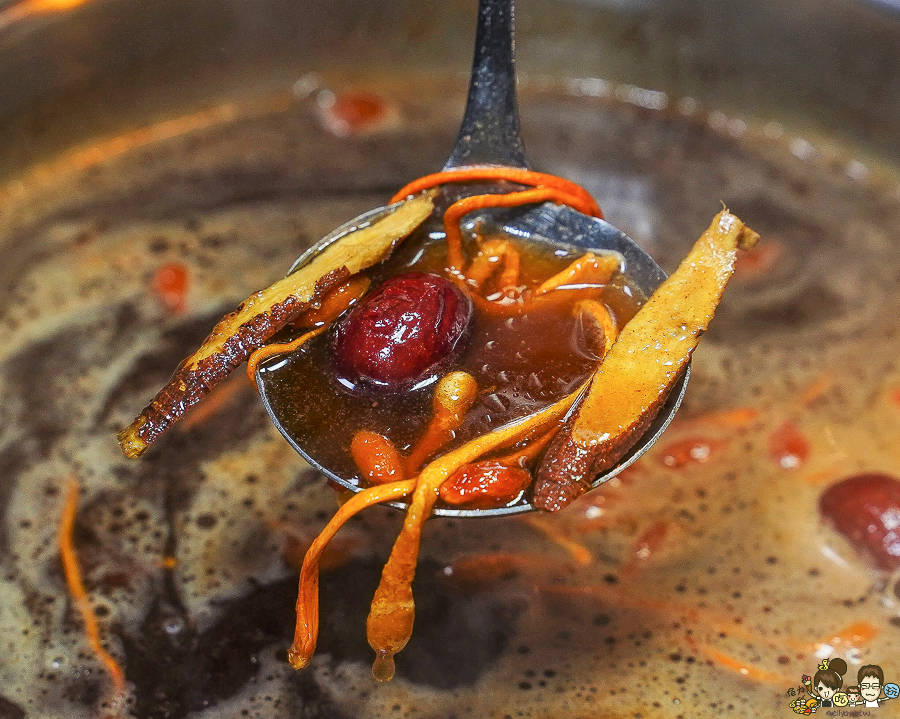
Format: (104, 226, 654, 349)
(261, 225, 639, 506)
(2, 75, 900, 718)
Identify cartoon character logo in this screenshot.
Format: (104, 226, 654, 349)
(854, 664, 898, 708)
(790, 660, 896, 711)
(804, 657, 848, 709)
(789, 695, 818, 715)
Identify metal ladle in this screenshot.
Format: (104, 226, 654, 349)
(256, 0, 688, 516)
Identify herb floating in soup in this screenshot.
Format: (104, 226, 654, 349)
(118, 166, 758, 680)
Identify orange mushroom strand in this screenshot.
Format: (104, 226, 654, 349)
(288, 478, 417, 670)
(464, 238, 522, 290)
(366, 383, 585, 681)
(575, 298, 619, 358)
(404, 371, 479, 474)
(351, 431, 407, 485)
(245, 327, 326, 386)
(533, 252, 620, 296)
(294, 274, 371, 328)
(58, 477, 127, 699)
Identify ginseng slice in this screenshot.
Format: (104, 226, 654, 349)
(534, 210, 759, 511)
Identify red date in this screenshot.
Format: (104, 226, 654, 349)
(819, 472, 900, 571)
(331, 273, 472, 392)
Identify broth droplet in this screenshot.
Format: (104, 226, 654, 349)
(372, 651, 396, 682)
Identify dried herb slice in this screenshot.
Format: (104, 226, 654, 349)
(533, 210, 759, 511)
(117, 192, 435, 458)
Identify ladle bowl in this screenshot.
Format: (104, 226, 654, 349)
(255, 0, 689, 516)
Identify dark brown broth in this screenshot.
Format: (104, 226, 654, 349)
(260, 224, 641, 499)
(3, 72, 900, 719)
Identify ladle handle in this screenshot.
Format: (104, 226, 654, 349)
(443, 0, 530, 170)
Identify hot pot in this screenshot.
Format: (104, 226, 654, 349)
(1, 0, 900, 717)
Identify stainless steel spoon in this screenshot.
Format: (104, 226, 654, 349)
(256, 0, 688, 516)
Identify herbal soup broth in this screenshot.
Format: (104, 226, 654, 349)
(2, 75, 900, 718)
(259, 223, 643, 511)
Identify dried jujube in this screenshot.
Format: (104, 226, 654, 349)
(330, 272, 473, 392)
(819, 472, 900, 570)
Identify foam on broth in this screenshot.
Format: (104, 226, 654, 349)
(1, 74, 900, 718)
